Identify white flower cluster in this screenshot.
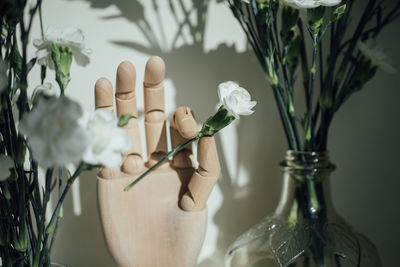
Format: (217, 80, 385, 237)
(218, 81, 256, 119)
(282, 0, 342, 9)
(79, 109, 131, 168)
(34, 27, 92, 68)
(19, 96, 130, 169)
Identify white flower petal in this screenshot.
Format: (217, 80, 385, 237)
(218, 81, 256, 119)
(218, 81, 239, 103)
(283, 0, 341, 9)
(80, 109, 131, 168)
(102, 152, 123, 169)
(19, 96, 88, 168)
(109, 128, 131, 152)
(34, 27, 91, 68)
(223, 95, 240, 119)
(238, 109, 255, 116)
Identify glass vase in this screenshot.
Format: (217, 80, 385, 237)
(226, 151, 381, 267)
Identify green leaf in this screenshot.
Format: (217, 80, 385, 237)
(307, 6, 325, 34)
(118, 113, 133, 127)
(281, 5, 299, 36)
(346, 57, 377, 93)
(332, 4, 346, 22)
(12, 46, 22, 74)
(81, 162, 102, 171)
(51, 42, 72, 92)
(200, 106, 235, 137)
(285, 36, 301, 74)
(41, 65, 47, 83)
(26, 57, 37, 73)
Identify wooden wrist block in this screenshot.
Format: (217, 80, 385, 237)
(97, 168, 207, 267)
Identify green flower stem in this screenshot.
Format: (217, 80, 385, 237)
(305, 34, 318, 151)
(33, 168, 53, 267)
(36, 166, 82, 267)
(272, 84, 300, 152)
(124, 136, 200, 191)
(49, 168, 63, 252)
(124, 105, 237, 191)
(38, 4, 45, 37)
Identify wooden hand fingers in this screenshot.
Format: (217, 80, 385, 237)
(94, 56, 221, 211)
(116, 61, 144, 174)
(170, 106, 198, 169)
(181, 136, 220, 212)
(144, 56, 168, 168)
(94, 78, 122, 179)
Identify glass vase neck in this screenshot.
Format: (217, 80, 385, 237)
(275, 150, 336, 220)
(280, 150, 335, 174)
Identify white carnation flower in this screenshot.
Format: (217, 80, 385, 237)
(358, 40, 396, 74)
(79, 109, 131, 169)
(282, 0, 341, 9)
(19, 96, 88, 168)
(34, 27, 92, 68)
(218, 81, 256, 119)
(0, 155, 14, 181)
(0, 59, 8, 94)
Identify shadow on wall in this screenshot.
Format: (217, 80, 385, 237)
(58, 0, 288, 266)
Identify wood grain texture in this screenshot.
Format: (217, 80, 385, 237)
(97, 167, 207, 267)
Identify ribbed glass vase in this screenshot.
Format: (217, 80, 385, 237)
(226, 151, 381, 267)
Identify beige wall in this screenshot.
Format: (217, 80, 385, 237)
(27, 0, 400, 266)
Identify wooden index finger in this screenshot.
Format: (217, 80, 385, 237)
(95, 77, 121, 179)
(144, 56, 168, 168)
(115, 61, 144, 174)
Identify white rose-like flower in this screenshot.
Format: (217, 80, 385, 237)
(0, 155, 14, 181)
(19, 96, 88, 168)
(79, 109, 131, 169)
(358, 40, 396, 74)
(218, 81, 256, 119)
(282, 0, 341, 9)
(0, 59, 8, 94)
(34, 27, 92, 68)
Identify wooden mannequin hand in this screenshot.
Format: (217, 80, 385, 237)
(94, 57, 220, 267)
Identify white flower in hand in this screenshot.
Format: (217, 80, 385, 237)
(218, 81, 257, 119)
(34, 27, 92, 68)
(199, 81, 256, 137)
(0, 155, 14, 181)
(79, 109, 130, 169)
(358, 40, 396, 74)
(19, 96, 88, 168)
(282, 0, 341, 9)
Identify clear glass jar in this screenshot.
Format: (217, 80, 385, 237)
(226, 151, 381, 267)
